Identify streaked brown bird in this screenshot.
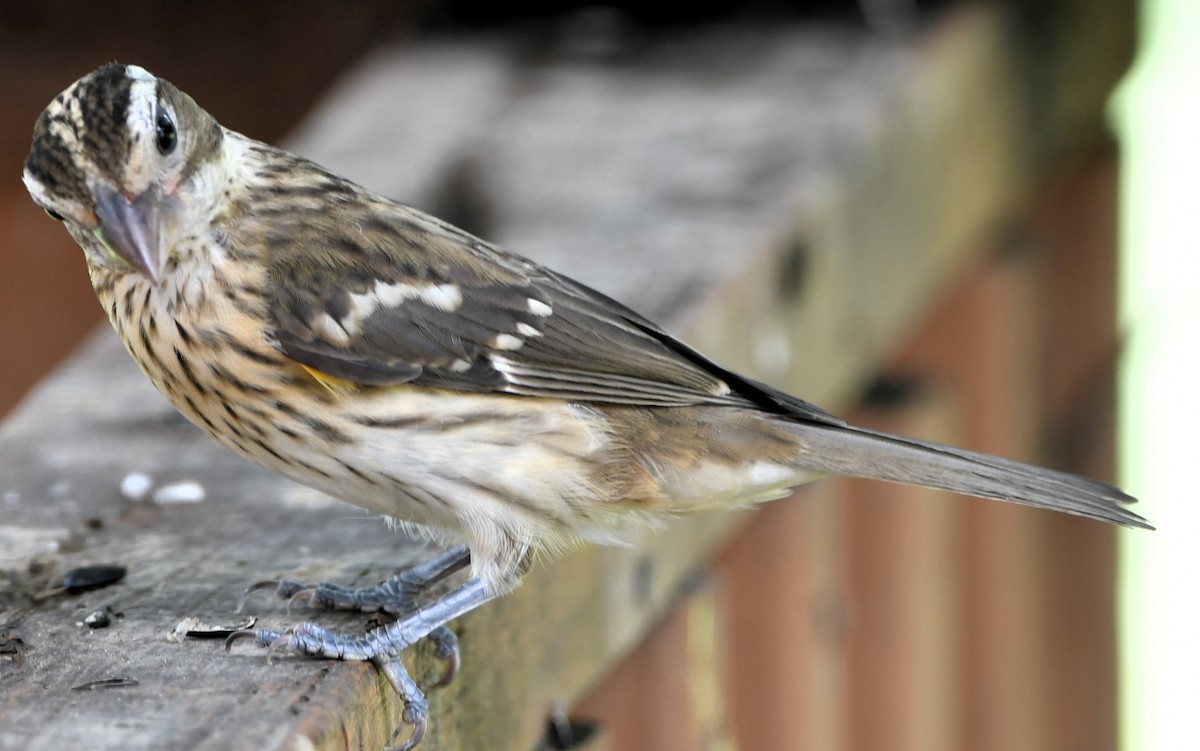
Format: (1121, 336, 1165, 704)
(24, 63, 1149, 749)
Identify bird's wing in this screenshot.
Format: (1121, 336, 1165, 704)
(264, 196, 841, 423)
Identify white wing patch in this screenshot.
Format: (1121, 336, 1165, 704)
(421, 283, 463, 311)
(314, 312, 353, 345)
(371, 281, 420, 307)
(710, 380, 732, 397)
(527, 298, 553, 317)
(340, 279, 466, 337)
(515, 322, 542, 338)
(492, 334, 524, 351)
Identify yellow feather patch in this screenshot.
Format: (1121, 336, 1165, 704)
(300, 364, 360, 395)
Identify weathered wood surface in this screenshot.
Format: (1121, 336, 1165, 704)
(1, 8, 1067, 750)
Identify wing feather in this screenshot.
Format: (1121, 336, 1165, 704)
(260, 184, 840, 424)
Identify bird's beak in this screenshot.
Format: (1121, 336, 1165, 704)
(91, 184, 175, 283)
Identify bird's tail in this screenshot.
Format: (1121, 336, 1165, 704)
(786, 421, 1151, 529)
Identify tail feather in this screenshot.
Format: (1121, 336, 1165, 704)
(789, 422, 1151, 529)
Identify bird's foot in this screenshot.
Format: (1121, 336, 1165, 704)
(238, 545, 470, 616)
(227, 621, 430, 750)
(236, 545, 469, 685)
(227, 556, 494, 750)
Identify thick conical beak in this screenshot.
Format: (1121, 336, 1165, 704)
(92, 184, 171, 283)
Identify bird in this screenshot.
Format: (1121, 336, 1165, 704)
(24, 62, 1148, 749)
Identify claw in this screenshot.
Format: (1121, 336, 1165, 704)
(432, 648, 459, 689)
(236, 580, 283, 613)
(285, 588, 316, 615)
(225, 627, 279, 652)
(387, 717, 426, 751)
(373, 655, 429, 749)
(427, 627, 460, 688)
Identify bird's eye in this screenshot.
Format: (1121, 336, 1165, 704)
(155, 110, 178, 155)
(45, 208, 65, 222)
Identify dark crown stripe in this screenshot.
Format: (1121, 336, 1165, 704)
(75, 63, 137, 180)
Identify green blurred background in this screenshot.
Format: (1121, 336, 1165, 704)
(1117, 0, 1197, 749)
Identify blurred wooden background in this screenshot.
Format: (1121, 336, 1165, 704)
(1, 2, 1135, 750)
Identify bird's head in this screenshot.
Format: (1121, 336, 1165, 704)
(23, 63, 223, 284)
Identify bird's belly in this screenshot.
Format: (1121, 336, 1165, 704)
(186, 374, 619, 532)
(362, 394, 615, 517)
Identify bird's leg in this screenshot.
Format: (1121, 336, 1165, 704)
(228, 574, 496, 751)
(237, 545, 470, 682)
